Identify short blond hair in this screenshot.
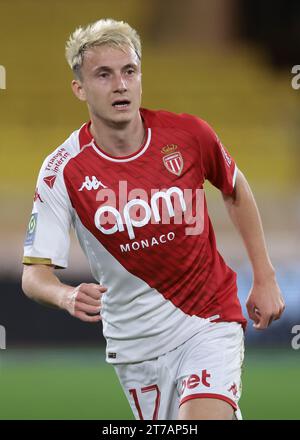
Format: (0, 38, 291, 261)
(65, 18, 141, 79)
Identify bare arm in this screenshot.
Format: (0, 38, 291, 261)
(222, 170, 285, 329)
(22, 264, 106, 323)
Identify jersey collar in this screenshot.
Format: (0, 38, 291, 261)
(78, 109, 151, 162)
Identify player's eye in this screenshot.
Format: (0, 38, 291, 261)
(98, 72, 109, 78)
(126, 68, 135, 75)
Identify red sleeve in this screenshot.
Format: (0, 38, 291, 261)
(189, 116, 237, 194)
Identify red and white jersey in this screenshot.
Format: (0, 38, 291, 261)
(23, 108, 247, 363)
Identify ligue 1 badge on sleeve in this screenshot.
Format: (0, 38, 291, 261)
(25, 213, 38, 246)
(161, 144, 184, 176)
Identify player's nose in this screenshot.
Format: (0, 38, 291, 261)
(113, 73, 127, 93)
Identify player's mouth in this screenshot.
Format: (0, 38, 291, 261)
(112, 99, 131, 110)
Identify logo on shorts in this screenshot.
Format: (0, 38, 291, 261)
(108, 352, 117, 359)
(161, 144, 184, 176)
(228, 382, 238, 397)
(179, 370, 211, 396)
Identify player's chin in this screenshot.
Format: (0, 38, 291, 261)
(110, 112, 134, 125)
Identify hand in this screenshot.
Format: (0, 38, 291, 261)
(246, 276, 285, 330)
(61, 283, 107, 323)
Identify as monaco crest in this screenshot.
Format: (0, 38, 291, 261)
(162, 145, 184, 176)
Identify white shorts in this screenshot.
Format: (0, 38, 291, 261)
(113, 321, 245, 420)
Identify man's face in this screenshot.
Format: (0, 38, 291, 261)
(73, 44, 142, 126)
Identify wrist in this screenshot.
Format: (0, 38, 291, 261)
(57, 284, 74, 310)
(253, 266, 276, 285)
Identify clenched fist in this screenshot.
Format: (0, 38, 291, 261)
(61, 283, 107, 323)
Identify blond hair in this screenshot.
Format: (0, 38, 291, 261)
(65, 18, 141, 79)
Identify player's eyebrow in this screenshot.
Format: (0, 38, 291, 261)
(122, 63, 138, 70)
(93, 66, 113, 74)
(93, 63, 138, 75)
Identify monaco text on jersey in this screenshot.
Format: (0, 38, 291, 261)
(120, 231, 176, 252)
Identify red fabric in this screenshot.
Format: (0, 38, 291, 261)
(180, 393, 238, 411)
(64, 108, 247, 329)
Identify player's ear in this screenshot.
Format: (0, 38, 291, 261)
(71, 79, 87, 102)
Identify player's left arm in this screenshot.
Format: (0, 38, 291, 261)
(222, 169, 285, 330)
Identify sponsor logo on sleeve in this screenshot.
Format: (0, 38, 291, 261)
(44, 148, 70, 174)
(216, 136, 232, 167)
(24, 213, 38, 246)
(43, 175, 57, 189)
(220, 143, 232, 167)
(42, 148, 70, 190)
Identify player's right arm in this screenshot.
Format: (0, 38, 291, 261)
(22, 264, 105, 323)
(22, 149, 106, 323)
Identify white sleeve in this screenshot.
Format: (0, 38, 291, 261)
(23, 157, 73, 268)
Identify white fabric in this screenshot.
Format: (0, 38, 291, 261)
(114, 322, 244, 420)
(24, 131, 80, 267)
(73, 212, 212, 364)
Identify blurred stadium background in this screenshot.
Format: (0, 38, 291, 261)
(0, 0, 299, 419)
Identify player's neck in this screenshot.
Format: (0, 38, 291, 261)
(89, 113, 145, 157)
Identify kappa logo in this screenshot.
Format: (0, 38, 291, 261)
(79, 176, 108, 191)
(161, 144, 184, 176)
(34, 187, 43, 203)
(228, 382, 238, 397)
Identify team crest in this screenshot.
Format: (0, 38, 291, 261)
(161, 145, 184, 176)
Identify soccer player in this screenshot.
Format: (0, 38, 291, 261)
(22, 19, 285, 420)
